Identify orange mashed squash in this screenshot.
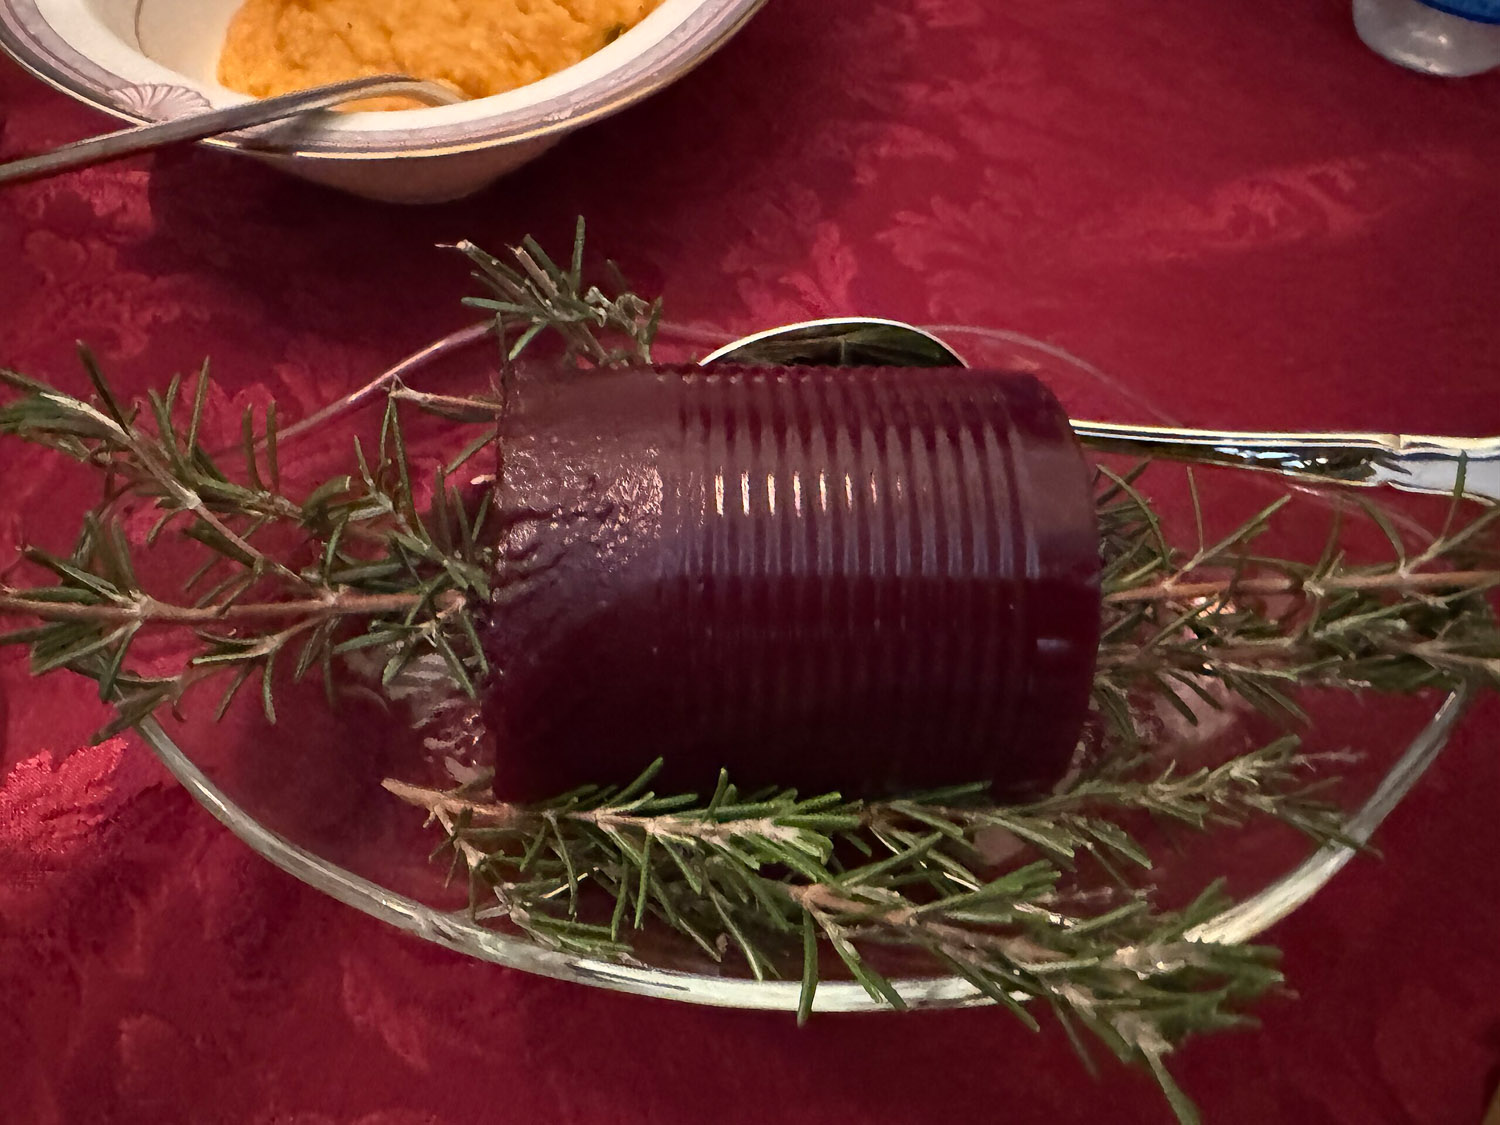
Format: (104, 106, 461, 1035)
(218, 0, 663, 109)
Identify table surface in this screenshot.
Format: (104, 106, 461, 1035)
(4, 2, 1500, 1122)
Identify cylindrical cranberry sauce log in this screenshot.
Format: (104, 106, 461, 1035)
(480, 365, 1100, 801)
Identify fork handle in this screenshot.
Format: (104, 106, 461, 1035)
(0, 75, 461, 187)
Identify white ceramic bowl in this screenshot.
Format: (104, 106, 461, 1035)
(0, 0, 763, 201)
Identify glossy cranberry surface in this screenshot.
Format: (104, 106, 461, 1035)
(481, 365, 1100, 800)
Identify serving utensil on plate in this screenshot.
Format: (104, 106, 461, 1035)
(0, 73, 462, 186)
(705, 316, 1500, 504)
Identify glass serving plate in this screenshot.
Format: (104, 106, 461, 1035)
(128, 320, 1474, 1013)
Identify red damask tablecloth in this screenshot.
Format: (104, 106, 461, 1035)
(4, 2, 1500, 1121)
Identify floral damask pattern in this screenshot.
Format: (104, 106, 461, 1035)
(3, 1, 1500, 1121)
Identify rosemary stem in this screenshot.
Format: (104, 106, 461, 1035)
(0, 588, 424, 625)
(383, 778, 523, 823)
(388, 386, 504, 420)
(1106, 567, 1500, 604)
(381, 779, 802, 843)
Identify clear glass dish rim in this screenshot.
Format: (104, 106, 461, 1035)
(129, 320, 1474, 1013)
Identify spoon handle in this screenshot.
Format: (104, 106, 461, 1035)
(1073, 420, 1500, 503)
(0, 74, 461, 187)
(704, 317, 1500, 505)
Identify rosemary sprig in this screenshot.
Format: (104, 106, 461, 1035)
(0, 366, 496, 735)
(383, 748, 1331, 1121)
(1092, 464, 1500, 742)
(270, 218, 660, 451)
(384, 736, 1346, 967)
(455, 216, 661, 367)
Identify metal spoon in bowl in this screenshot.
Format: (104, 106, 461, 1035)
(0, 74, 463, 187)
